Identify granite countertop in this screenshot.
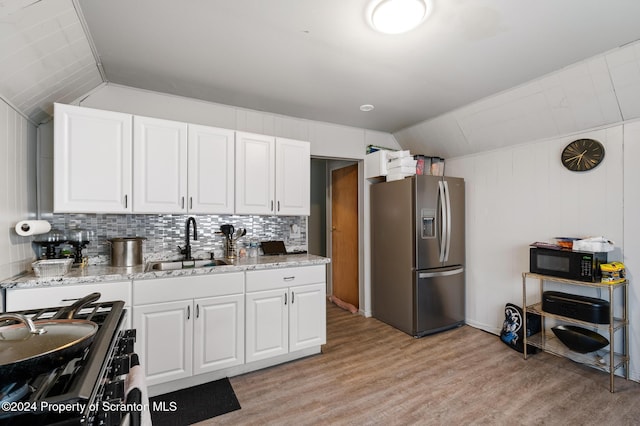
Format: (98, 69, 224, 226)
(1, 254, 330, 289)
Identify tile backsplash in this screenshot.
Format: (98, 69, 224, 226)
(39, 213, 307, 263)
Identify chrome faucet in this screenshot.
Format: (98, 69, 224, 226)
(179, 217, 198, 260)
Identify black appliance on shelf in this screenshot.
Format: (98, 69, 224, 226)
(530, 246, 607, 282)
(0, 298, 140, 425)
(542, 291, 610, 324)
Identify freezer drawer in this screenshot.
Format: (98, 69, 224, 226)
(415, 266, 465, 336)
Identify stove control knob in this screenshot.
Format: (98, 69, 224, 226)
(110, 355, 130, 378)
(103, 379, 125, 400)
(117, 337, 135, 355)
(98, 398, 124, 426)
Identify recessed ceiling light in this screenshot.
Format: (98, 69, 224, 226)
(368, 0, 431, 34)
(360, 104, 375, 112)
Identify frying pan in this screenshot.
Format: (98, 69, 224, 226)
(0, 292, 101, 383)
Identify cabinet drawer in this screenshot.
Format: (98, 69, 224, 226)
(246, 265, 325, 292)
(6, 280, 132, 311)
(134, 272, 244, 305)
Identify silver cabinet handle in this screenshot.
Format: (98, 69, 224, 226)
(124, 194, 128, 208)
(291, 291, 295, 304)
(284, 292, 287, 305)
(277, 201, 280, 212)
(283, 276, 295, 282)
(181, 196, 185, 209)
(187, 305, 191, 320)
(190, 197, 193, 209)
(270, 200, 274, 211)
(196, 304, 200, 319)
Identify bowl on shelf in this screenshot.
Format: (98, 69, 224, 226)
(551, 325, 609, 353)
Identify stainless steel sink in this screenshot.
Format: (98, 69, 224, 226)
(146, 259, 229, 271)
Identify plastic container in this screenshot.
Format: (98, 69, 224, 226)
(248, 239, 259, 258)
(32, 259, 74, 277)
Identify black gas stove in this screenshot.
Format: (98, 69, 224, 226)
(0, 300, 140, 425)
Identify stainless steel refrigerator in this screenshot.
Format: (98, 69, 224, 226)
(371, 175, 465, 337)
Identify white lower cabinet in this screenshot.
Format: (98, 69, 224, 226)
(245, 289, 289, 361)
(132, 265, 326, 390)
(193, 294, 244, 375)
(133, 273, 244, 387)
(133, 300, 193, 385)
(245, 266, 326, 363)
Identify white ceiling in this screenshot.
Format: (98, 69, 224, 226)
(3, 0, 640, 134)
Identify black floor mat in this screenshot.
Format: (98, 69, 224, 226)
(149, 378, 241, 425)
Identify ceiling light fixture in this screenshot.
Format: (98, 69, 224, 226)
(368, 0, 431, 34)
(360, 104, 375, 112)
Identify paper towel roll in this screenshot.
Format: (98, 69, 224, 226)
(15, 220, 51, 237)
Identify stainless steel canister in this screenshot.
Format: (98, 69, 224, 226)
(108, 237, 146, 267)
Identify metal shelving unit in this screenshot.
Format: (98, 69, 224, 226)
(522, 272, 629, 392)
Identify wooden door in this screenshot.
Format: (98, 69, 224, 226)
(331, 164, 359, 309)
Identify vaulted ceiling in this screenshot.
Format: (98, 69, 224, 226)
(3, 0, 640, 140)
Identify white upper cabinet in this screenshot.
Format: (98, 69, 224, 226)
(54, 104, 307, 216)
(54, 103, 132, 213)
(133, 116, 188, 213)
(276, 137, 311, 215)
(236, 132, 310, 215)
(188, 124, 235, 214)
(133, 118, 234, 214)
(235, 132, 275, 214)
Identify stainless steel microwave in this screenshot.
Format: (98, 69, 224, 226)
(529, 247, 607, 282)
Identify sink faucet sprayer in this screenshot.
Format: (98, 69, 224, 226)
(179, 217, 198, 260)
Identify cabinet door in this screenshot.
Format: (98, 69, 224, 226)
(275, 138, 310, 215)
(133, 116, 188, 213)
(193, 294, 244, 375)
(53, 103, 132, 213)
(133, 300, 193, 386)
(235, 131, 275, 214)
(245, 289, 288, 362)
(188, 124, 235, 214)
(289, 283, 326, 351)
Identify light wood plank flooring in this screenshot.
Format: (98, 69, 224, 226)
(203, 303, 640, 425)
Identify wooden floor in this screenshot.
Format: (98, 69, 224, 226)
(203, 302, 640, 425)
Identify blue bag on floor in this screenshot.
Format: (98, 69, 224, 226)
(500, 303, 540, 353)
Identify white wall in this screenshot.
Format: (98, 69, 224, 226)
(76, 84, 397, 161)
(395, 39, 640, 160)
(623, 121, 640, 384)
(446, 122, 639, 381)
(0, 99, 37, 281)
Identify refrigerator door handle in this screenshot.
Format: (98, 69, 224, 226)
(419, 267, 464, 279)
(444, 180, 452, 262)
(438, 180, 447, 262)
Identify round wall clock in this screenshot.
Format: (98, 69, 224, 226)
(561, 138, 605, 172)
